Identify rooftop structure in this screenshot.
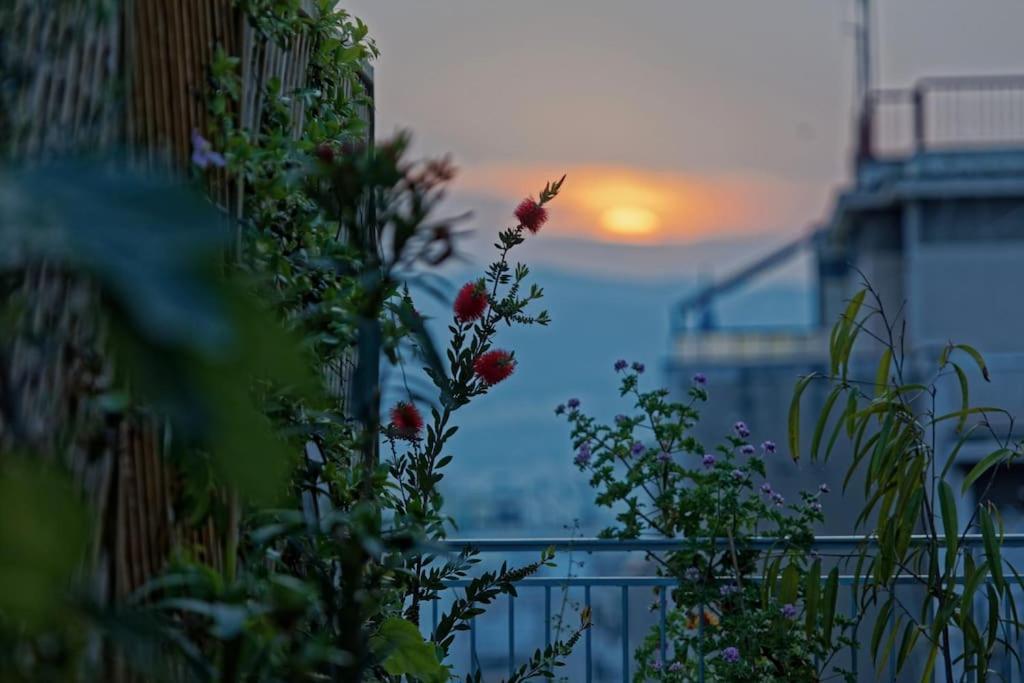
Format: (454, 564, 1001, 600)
(668, 75, 1024, 536)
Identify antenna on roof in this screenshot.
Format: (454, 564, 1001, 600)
(854, 0, 874, 102)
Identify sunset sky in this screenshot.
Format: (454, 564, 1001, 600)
(347, 0, 1024, 275)
(349, 2, 1024, 532)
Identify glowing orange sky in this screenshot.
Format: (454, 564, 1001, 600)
(455, 164, 820, 244)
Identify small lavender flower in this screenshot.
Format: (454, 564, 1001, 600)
(650, 659, 662, 672)
(781, 603, 798, 619)
(554, 404, 566, 415)
(722, 647, 740, 663)
(733, 421, 750, 438)
(810, 501, 823, 513)
(614, 359, 628, 372)
(574, 441, 592, 466)
(631, 442, 646, 457)
(740, 444, 755, 456)
(760, 482, 773, 495)
(658, 450, 672, 463)
(669, 662, 684, 672)
(632, 361, 645, 374)
(615, 414, 628, 425)
(771, 492, 785, 507)
(761, 440, 776, 455)
(684, 566, 701, 582)
(819, 483, 831, 494)
(191, 129, 226, 169)
(719, 583, 740, 597)
(567, 398, 580, 409)
(702, 454, 716, 469)
(731, 468, 745, 481)
(692, 372, 707, 386)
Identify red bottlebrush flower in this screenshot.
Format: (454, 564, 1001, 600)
(454, 281, 489, 323)
(315, 143, 335, 164)
(514, 198, 548, 233)
(389, 401, 423, 440)
(474, 349, 516, 386)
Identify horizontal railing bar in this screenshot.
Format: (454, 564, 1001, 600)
(444, 574, 1000, 588)
(442, 534, 1024, 553)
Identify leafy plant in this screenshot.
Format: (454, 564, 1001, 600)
(561, 365, 852, 682)
(790, 282, 1024, 682)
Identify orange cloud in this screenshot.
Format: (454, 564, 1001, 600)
(453, 163, 820, 245)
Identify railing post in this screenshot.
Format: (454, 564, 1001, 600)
(913, 86, 926, 153)
(621, 586, 629, 682)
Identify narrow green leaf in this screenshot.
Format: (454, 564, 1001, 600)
(811, 386, 842, 463)
(779, 564, 800, 605)
(875, 348, 892, 397)
(788, 373, 819, 462)
(938, 481, 959, 574)
(951, 362, 970, 434)
(962, 449, 1012, 494)
(804, 559, 821, 639)
(981, 505, 1005, 590)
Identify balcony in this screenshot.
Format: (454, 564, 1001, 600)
(437, 535, 1024, 683)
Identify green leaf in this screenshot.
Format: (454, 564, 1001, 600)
(981, 505, 1005, 591)
(370, 617, 448, 682)
(960, 560, 990, 616)
(788, 373, 819, 462)
(951, 362, 970, 434)
(874, 348, 892, 397)
(948, 343, 990, 382)
(938, 481, 959, 574)
(779, 564, 800, 605)
(0, 458, 90, 629)
(804, 558, 821, 639)
(961, 448, 1013, 494)
(811, 385, 842, 462)
(821, 567, 839, 646)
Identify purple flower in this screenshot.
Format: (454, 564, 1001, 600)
(819, 483, 831, 494)
(722, 646, 740, 663)
(631, 442, 646, 457)
(190, 129, 226, 169)
(614, 359, 628, 372)
(658, 451, 672, 463)
(669, 662, 683, 672)
(684, 566, 701, 582)
(554, 404, 566, 415)
(650, 658, 662, 672)
(692, 372, 707, 386)
(761, 440, 776, 455)
(632, 361, 645, 374)
(731, 468, 745, 481)
(810, 501, 823, 513)
(733, 421, 750, 438)
(781, 603, 798, 619)
(702, 454, 716, 469)
(615, 414, 628, 425)
(567, 398, 580, 409)
(574, 441, 592, 466)
(771, 492, 785, 507)
(740, 444, 755, 456)
(760, 482, 773, 495)
(719, 583, 739, 597)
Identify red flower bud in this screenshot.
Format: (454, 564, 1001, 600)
(474, 350, 516, 386)
(389, 401, 423, 439)
(454, 281, 489, 323)
(514, 198, 548, 233)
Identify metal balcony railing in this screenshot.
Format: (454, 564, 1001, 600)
(438, 535, 1024, 683)
(858, 75, 1024, 162)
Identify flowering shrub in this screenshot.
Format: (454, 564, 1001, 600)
(559, 365, 853, 682)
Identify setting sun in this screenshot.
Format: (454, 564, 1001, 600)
(601, 205, 659, 236)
